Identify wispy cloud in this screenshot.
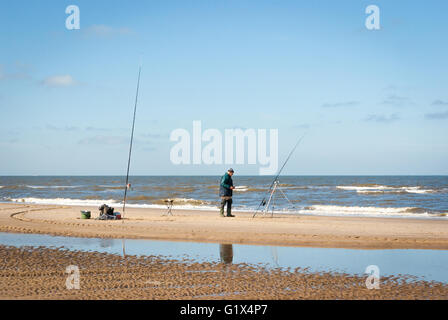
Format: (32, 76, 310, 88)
(321, 101, 359, 108)
(424, 111, 448, 120)
(84, 25, 132, 37)
(431, 100, 448, 106)
(78, 135, 130, 145)
(140, 133, 163, 139)
(46, 125, 79, 131)
(294, 123, 310, 129)
(41, 75, 77, 87)
(78, 135, 157, 151)
(0, 64, 31, 81)
(85, 126, 116, 132)
(364, 113, 400, 123)
(380, 94, 412, 107)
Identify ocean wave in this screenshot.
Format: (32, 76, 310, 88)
(7, 197, 218, 211)
(9, 197, 120, 207)
(97, 185, 123, 190)
(206, 185, 264, 192)
(336, 185, 437, 194)
(126, 195, 157, 201)
(299, 205, 444, 217)
(152, 198, 213, 206)
(26, 185, 82, 189)
(139, 185, 196, 193)
(1, 185, 27, 190)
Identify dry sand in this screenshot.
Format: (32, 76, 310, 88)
(0, 203, 447, 249)
(1, 245, 447, 300)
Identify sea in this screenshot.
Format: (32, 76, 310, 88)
(1, 176, 447, 219)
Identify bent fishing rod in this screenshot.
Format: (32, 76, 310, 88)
(252, 133, 306, 218)
(122, 64, 142, 219)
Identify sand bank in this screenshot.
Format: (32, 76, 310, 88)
(0, 203, 447, 249)
(1, 245, 447, 300)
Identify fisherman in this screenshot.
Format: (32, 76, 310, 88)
(219, 168, 235, 217)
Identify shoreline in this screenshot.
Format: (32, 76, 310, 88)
(0, 203, 448, 250)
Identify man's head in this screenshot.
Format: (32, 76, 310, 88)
(227, 168, 234, 176)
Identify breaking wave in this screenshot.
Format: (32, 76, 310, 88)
(8, 197, 120, 207)
(234, 186, 249, 192)
(26, 185, 83, 189)
(7, 197, 218, 211)
(336, 185, 438, 194)
(299, 205, 445, 218)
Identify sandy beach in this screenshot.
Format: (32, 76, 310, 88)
(1, 245, 447, 300)
(0, 203, 447, 250)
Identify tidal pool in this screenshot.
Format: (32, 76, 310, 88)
(0, 232, 447, 283)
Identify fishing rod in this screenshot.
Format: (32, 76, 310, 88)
(252, 133, 306, 218)
(122, 64, 142, 219)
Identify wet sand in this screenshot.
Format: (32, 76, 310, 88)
(1, 245, 447, 300)
(0, 203, 447, 249)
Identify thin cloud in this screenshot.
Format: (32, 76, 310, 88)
(41, 75, 77, 87)
(424, 111, 448, 120)
(321, 101, 359, 108)
(85, 126, 115, 132)
(431, 100, 448, 106)
(0, 64, 31, 81)
(294, 123, 310, 129)
(140, 133, 163, 139)
(84, 25, 132, 37)
(380, 94, 412, 107)
(46, 125, 79, 131)
(78, 135, 130, 145)
(364, 114, 400, 123)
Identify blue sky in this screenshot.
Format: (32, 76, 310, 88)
(0, 0, 447, 175)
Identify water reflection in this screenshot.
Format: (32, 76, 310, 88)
(0, 232, 447, 283)
(219, 244, 233, 264)
(99, 239, 115, 248)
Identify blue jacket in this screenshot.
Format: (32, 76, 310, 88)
(219, 173, 233, 197)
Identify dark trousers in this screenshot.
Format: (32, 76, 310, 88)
(220, 197, 232, 216)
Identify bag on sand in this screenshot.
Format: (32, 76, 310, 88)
(97, 214, 116, 220)
(99, 204, 114, 216)
(97, 204, 117, 220)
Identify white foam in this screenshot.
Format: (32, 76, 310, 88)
(337, 185, 436, 194)
(6, 197, 446, 219)
(234, 186, 249, 192)
(26, 185, 82, 189)
(298, 205, 440, 218)
(401, 187, 433, 194)
(9, 197, 120, 207)
(8, 197, 219, 212)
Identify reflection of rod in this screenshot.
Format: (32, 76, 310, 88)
(270, 247, 279, 267)
(122, 65, 142, 218)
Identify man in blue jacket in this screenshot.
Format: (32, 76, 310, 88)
(219, 168, 235, 217)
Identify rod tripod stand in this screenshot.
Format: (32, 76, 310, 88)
(252, 179, 295, 218)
